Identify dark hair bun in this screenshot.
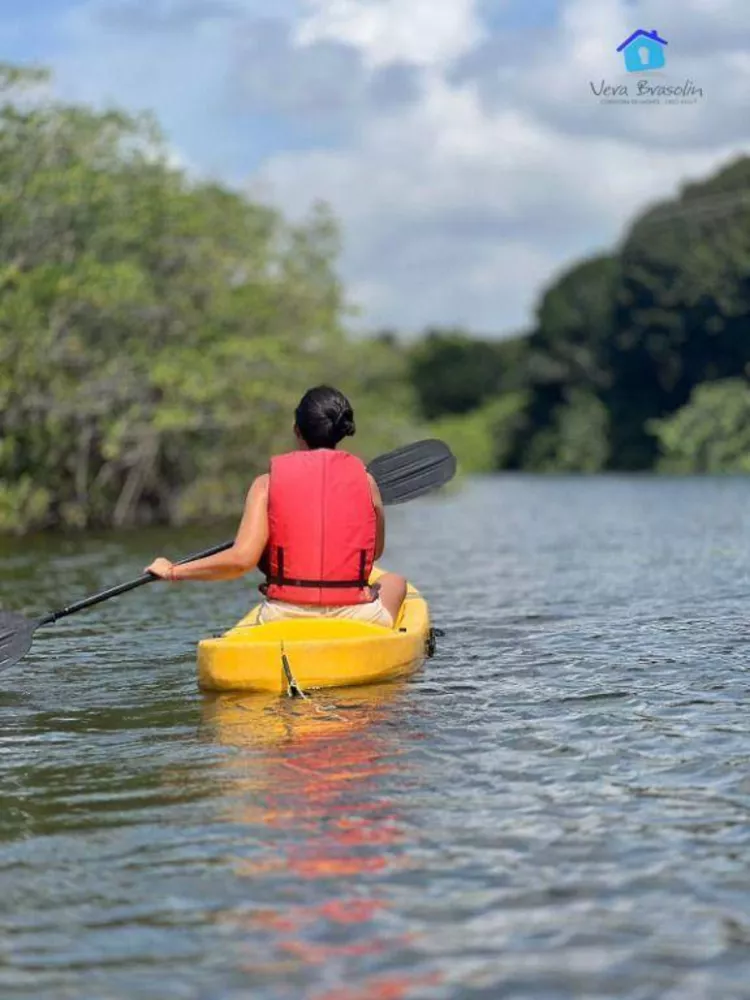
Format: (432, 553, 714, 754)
(334, 412, 356, 438)
(295, 386, 357, 448)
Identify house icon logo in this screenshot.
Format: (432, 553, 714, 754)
(616, 29, 668, 73)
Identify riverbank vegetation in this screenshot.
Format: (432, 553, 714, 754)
(2, 62, 750, 533)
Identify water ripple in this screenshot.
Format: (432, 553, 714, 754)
(3, 479, 750, 997)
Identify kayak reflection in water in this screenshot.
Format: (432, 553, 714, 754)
(146, 386, 407, 629)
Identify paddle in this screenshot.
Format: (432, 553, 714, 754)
(0, 439, 456, 670)
(368, 438, 456, 505)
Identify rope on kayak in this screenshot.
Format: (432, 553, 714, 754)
(280, 642, 307, 699)
(311, 701, 347, 723)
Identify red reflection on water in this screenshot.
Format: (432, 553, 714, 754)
(253, 899, 386, 934)
(311, 971, 443, 1000)
(205, 688, 443, 998)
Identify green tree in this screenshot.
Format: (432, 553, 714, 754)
(408, 328, 527, 420)
(0, 63, 414, 533)
(607, 156, 750, 468)
(649, 378, 750, 473)
(522, 389, 610, 472)
(430, 392, 530, 473)
(529, 254, 618, 391)
(517, 254, 617, 470)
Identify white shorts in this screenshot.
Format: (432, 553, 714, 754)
(257, 597, 394, 629)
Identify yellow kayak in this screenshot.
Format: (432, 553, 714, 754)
(197, 570, 431, 694)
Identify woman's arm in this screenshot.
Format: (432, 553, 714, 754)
(146, 475, 270, 582)
(369, 473, 385, 561)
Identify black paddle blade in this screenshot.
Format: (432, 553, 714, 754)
(0, 611, 42, 670)
(367, 439, 457, 505)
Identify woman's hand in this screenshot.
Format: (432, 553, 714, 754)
(145, 557, 176, 581)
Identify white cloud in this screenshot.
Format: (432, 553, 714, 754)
(297, 0, 485, 69)
(647, 0, 750, 50)
(229, 17, 420, 123)
(254, 0, 750, 333)
(255, 104, 738, 332)
(35, 0, 750, 334)
(458, 0, 750, 150)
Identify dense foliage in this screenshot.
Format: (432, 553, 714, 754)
(649, 380, 750, 473)
(0, 64, 415, 532)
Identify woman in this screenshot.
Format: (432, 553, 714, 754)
(146, 386, 407, 628)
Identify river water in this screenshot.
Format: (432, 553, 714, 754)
(2, 476, 750, 999)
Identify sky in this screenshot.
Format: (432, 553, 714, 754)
(3, 0, 750, 336)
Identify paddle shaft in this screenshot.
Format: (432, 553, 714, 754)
(39, 541, 232, 626)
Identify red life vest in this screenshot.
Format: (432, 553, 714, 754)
(264, 449, 377, 606)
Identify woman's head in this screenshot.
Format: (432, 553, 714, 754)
(294, 386, 356, 449)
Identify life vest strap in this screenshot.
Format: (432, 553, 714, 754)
(265, 578, 369, 588)
(266, 548, 369, 589)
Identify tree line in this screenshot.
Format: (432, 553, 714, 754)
(1, 61, 749, 533)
